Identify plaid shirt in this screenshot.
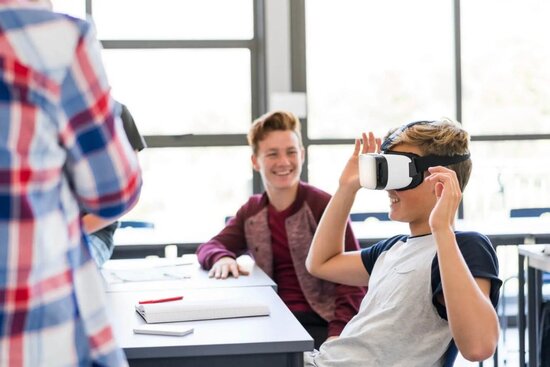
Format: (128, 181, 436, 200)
(0, 2, 141, 366)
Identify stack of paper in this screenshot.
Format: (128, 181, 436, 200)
(135, 299, 270, 323)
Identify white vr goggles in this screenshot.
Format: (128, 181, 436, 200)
(358, 151, 470, 191)
(358, 120, 470, 191)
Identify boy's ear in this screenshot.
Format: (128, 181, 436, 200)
(300, 147, 306, 164)
(251, 154, 260, 172)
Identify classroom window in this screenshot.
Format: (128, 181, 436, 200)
(464, 140, 550, 221)
(305, 0, 455, 139)
(102, 49, 252, 135)
(300, 0, 550, 223)
(92, 0, 254, 40)
(461, 0, 550, 135)
(123, 147, 253, 242)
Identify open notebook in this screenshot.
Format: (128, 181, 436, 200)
(135, 299, 270, 323)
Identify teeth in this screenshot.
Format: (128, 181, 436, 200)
(275, 170, 291, 176)
(390, 197, 399, 204)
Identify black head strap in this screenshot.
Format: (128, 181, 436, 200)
(413, 153, 471, 175)
(381, 120, 434, 151)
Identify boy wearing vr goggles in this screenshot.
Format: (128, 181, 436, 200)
(305, 119, 502, 366)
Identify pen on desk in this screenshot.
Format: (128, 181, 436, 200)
(139, 296, 184, 304)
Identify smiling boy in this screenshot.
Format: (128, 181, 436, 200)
(196, 111, 365, 348)
(305, 119, 502, 366)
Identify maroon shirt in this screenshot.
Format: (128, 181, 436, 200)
(268, 203, 314, 313)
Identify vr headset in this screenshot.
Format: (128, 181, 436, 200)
(358, 120, 470, 191)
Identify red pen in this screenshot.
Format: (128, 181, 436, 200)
(138, 296, 183, 304)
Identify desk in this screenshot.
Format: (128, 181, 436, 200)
(517, 245, 550, 367)
(113, 217, 550, 254)
(352, 217, 550, 247)
(107, 286, 313, 367)
(101, 256, 276, 293)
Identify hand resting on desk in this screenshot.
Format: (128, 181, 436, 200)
(209, 256, 250, 279)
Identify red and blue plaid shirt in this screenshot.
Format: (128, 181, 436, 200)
(0, 1, 141, 366)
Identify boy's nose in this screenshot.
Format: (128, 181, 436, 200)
(277, 155, 291, 165)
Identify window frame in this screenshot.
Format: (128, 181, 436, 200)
(292, 0, 550, 219)
(80, 0, 268, 257)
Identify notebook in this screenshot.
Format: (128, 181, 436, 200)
(135, 298, 270, 323)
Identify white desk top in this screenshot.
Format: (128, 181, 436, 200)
(518, 244, 550, 272)
(113, 217, 550, 248)
(107, 286, 313, 359)
(101, 255, 276, 293)
(352, 217, 550, 245)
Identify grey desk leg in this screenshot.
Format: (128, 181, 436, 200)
(288, 352, 304, 367)
(518, 254, 526, 367)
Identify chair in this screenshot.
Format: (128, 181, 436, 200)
(119, 220, 155, 229)
(443, 340, 458, 367)
(349, 212, 390, 222)
(510, 207, 550, 218)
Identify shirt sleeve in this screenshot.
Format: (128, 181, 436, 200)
(196, 203, 250, 269)
(431, 231, 503, 320)
(58, 20, 141, 220)
(361, 235, 407, 275)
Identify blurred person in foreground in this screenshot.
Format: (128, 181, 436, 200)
(0, 1, 141, 366)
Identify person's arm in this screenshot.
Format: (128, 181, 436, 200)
(196, 207, 250, 278)
(59, 21, 141, 220)
(306, 132, 380, 286)
(82, 213, 113, 234)
(427, 166, 499, 361)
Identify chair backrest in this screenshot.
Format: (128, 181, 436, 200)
(119, 220, 155, 229)
(510, 207, 550, 218)
(349, 212, 390, 222)
(443, 340, 458, 367)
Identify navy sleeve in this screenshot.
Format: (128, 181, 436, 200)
(431, 231, 503, 319)
(361, 234, 407, 275)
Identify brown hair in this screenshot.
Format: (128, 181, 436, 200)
(247, 111, 302, 155)
(384, 118, 472, 192)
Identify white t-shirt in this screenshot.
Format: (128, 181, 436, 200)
(305, 231, 501, 367)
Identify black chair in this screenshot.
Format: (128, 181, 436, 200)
(119, 220, 155, 229)
(349, 212, 390, 222)
(443, 340, 458, 367)
(510, 207, 550, 218)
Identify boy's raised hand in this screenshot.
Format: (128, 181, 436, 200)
(426, 166, 462, 233)
(339, 132, 381, 192)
